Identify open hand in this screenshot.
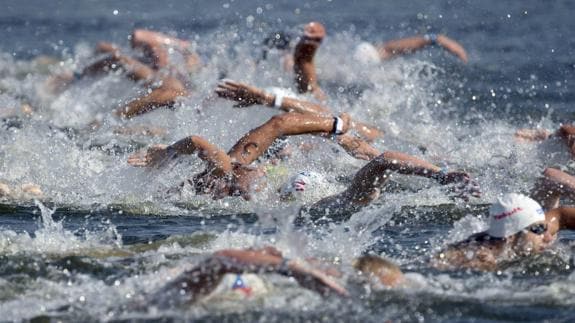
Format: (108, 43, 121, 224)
(440, 171, 481, 201)
(215, 79, 266, 108)
(127, 144, 172, 168)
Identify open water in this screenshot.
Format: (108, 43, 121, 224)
(1, 0, 575, 321)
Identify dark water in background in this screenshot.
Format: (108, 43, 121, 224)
(1, 0, 575, 321)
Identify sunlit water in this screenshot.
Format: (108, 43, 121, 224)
(1, 0, 575, 321)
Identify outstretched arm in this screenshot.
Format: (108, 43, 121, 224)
(155, 247, 349, 303)
(227, 112, 351, 165)
(213, 248, 349, 296)
(83, 45, 156, 82)
(345, 151, 479, 205)
(131, 29, 197, 69)
(515, 124, 575, 158)
(215, 80, 383, 141)
(128, 135, 232, 175)
(378, 34, 468, 63)
(215, 80, 330, 114)
(336, 134, 382, 161)
(116, 76, 186, 118)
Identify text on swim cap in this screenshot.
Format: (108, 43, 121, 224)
(493, 207, 523, 220)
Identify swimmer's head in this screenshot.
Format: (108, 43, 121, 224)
(487, 193, 545, 238)
(353, 42, 381, 65)
(303, 22, 326, 39)
(300, 22, 325, 46)
(279, 170, 327, 202)
(353, 255, 404, 287)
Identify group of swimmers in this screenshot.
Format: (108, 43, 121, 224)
(3, 21, 575, 307)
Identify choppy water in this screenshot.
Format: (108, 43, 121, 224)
(1, 0, 575, 321)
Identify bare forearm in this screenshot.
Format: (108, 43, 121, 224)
(379, 36, 431, 60)
(349, 151, 441, 193)
(280, 97, 330, 114)
(170, 136, 232, 173)
(336, 134, 381, 161)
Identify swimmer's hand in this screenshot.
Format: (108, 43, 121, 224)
(437, 35, 468, 63)
(289, 260, 349, 297)
(514, 128, 553, 142)
(215, 80, 271, 108)
(128, 144, 173, 168)
(439, 171, 482, 201)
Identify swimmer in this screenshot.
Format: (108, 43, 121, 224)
(0, 181, 44, 200)
(47, 29, 198, 118)
(215, 79, 383, 143)
(128, 110, 478, 218)
(515, 124, 575, 157)
(128, 112, 353, 200)
(292, 22, 467, 102)
(434, 193, 575, 271)
(259, 31, 294, 71)
(353, 33, 469, 64)
(305, 150, 480, 216)
(152, 246, 348, 308)
(153, 246, 414, 307)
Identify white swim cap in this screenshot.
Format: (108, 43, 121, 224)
(279, 171, 324, 201)
(203, 273, 269, 302)
(487, 193, 545, 238)
(353, 42, 381, 65)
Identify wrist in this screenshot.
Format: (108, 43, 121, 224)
(262, 92, 275, 107)
(166, 145, 178, 157)
(424, 33, 438, 45)
(277, 257, 292, 275)
(432, 165, 449, 184)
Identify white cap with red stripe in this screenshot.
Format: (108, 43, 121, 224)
(487, 193, 545, 238)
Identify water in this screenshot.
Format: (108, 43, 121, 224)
(1, 0, 575, 321)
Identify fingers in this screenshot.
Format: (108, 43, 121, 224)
(127, 154, 150, 167)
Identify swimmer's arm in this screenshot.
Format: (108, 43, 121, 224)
(80, 46, 155, 82)
(546, 207, 575, 234)
(347, 151, 479, 201)
(557, 125, 575, 157)
(215, 80, 330, 114)
(128, 136, 232, 174)
(213, 249, 349, 296)
(514, 128, 553, 142)
(532, 168, 575, 209)
(379, 34, 468, 63)
(336, 134, 382, 161)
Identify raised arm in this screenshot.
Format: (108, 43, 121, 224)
(378, 34, 468, 63)
(293, 22, 327, 102)
(128, 135, 232, 175)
